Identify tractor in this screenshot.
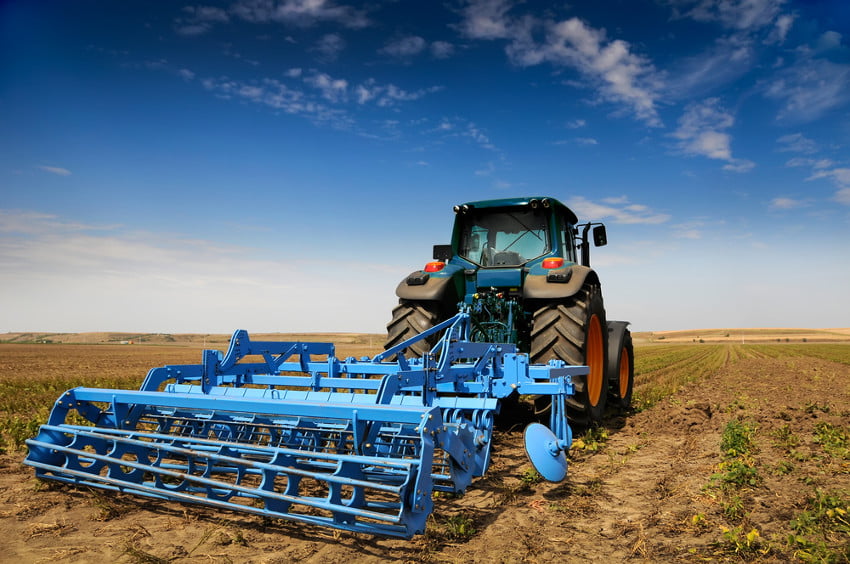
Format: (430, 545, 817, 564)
(24, 196, 635, 538)
(386, 196, 634, 424)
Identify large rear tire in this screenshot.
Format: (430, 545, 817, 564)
(530, 285, 608, 425)
(384, 300, 444, 358)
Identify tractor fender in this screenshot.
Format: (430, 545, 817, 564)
(522, 265, 599, 300)
(395, 271, 456, 302)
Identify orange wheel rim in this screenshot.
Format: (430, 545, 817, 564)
(586, 314, 604, 407)
(618, 346, 630, 398)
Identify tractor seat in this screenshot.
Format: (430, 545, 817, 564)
(492, 251, 522, 265)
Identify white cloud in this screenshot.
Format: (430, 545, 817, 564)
(567, 196, 670, 225)
(776, 133, 817, 154)
(769, 197, 805, 210)
(766, 13, 795, 44)
(175, 1, 369, 35)
(668, 0, 787, 31)
(0, 210, 400, 333)
(38, 165, 72, 176)
(458, 0, 515, 40)
(672, 98, 753, 172)
(508, 18, 663, 126)
(380, 35, 427, 59)
(431, 41, 455, 59)
(354, 79, 443, 107)
(458, 2, 662, 126)
(785, 157, 833, 170)
(669, 220, 715, 240)
(808, 168, 850, 200)
(434, 117, 498, 152)
(814, 30, 843, 53)
(0, 210, 108, 234)
(229, 0, 369, 28)
(304, 71, 348, 103)
(312, 33, 346, 62)
(177, 68, 195, 81)
(765, 57, 850, 123)
(666, 34, 755, 99)
(174, 5, 229, 35)
(723, 159, 756, 173)
(201, 75, 351, 127)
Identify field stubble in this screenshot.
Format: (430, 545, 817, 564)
(0, 338, 848, 562)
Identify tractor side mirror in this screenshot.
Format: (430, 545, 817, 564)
(592, 225, 607, 247)
(433, 244, 452, 261)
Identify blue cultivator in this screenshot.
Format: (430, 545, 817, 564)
(25, 312, 581, 538)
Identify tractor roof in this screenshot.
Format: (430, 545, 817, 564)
(457, 196, 579, 224)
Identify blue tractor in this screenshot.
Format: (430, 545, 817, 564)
(386, 196, 634, 424)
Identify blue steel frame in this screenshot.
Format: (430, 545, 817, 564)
(25, 312, 582, 538)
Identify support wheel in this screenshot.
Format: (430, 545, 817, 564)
(530, 285, 608, 425)
(384, 300, 444, 358)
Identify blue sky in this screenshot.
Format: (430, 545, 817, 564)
(1, 0, 849, 334)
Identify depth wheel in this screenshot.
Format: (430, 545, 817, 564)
(384, 300, 444, 358)
(530, 285, 608, 425)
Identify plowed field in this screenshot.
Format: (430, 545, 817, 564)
(1, 341, 848, 562)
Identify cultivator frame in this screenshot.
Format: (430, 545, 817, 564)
(25, 312, 581, 538)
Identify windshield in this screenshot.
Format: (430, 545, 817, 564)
(458, 208, 550, 266)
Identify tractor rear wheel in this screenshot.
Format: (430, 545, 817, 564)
(384, 300, 444, 358)
(607, 324, 634, 410)
(530, 285, 608, 425)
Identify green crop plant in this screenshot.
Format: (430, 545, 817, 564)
(771, 423, 800, 452)
(813, 422, 849, 460)
(572, 426, 609, 452)
(720, 418, 757, 458)
(519, 468, 542, 488)
(442, 513, 477, 540)
(788, 488, 850, 563)
(717, 525, 770, 557)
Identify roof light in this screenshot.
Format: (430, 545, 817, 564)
(542, 257, 564, 269)
(424, 261, 446, 272)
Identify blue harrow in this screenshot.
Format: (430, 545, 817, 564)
(25, 311, 581, 538)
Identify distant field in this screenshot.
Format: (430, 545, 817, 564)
(4, 327, 849, 347)
(633, 327, 850, 344)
